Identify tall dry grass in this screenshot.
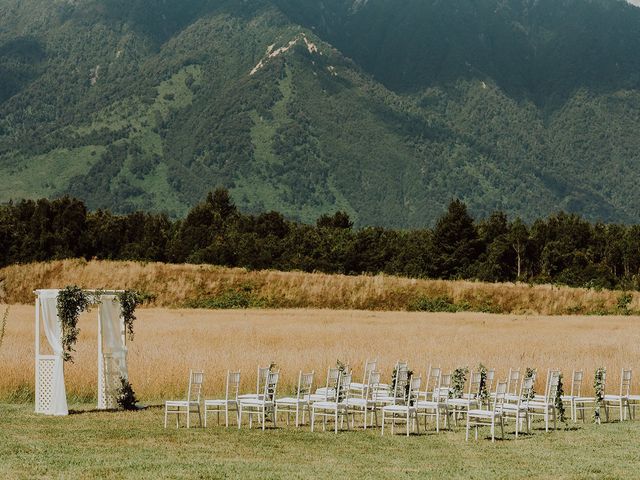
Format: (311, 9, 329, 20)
(2, 305, 640, 402)
(1, 259, 639, 314)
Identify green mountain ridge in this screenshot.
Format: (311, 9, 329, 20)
(1, 0, 640, 227)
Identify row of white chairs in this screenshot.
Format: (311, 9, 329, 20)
(163, 362, 639, 440)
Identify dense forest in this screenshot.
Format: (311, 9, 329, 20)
(1, 0, 640, 227)
(2, 190, 640, 291)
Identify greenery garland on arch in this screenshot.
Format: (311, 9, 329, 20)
(115, 290, 153, 341)
(56, 286, 151, 362)
(57, 286, 91, 362)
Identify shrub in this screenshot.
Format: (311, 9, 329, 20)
(116, 376, 138, 411)
(408, 295, 463, 313)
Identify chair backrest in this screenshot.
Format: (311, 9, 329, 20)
(297, 371, 314, 400)
(363, 359, 378, 384)
(263, 371, 280, 402)
(256, 366, 270, 395)
(437, 373, 452, 401)
(393, 366, 410, 401)
(225, 370, 241, 401)
(492, 381, 508, 413)
(486, 369, 496, 392)
(188, 370, 205, 403)
(408, 375, 421, 406)
(545, 371, 561, 403)
(327, 367, 340, 389)
(337, 372, 352, 403)
(570, 370, 584, 397)
(469, 371, 482, 397)
(424, 366, 441, 401)
(519, 375, 534, 406)
(367, 371, 383, 400)
(507, 368, 521, 396)
(620, 369, 633, 397)
(396, 360, 409, 372)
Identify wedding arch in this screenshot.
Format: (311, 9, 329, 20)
(34, 289, 130, 416)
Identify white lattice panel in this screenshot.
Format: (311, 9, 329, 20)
(100, 354, 126, 409)
(36, 357, 56, 414)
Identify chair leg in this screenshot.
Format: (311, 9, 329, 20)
(335, 411, 338, 434)
(381, 411, 385, 436)
(238, 406, 242, 429)
(500, 417, 504, 440)
(311, 408, 315, 432)
(164, 407, 168, 429)
(406, 413, 410, 437)
(465, 416, 470, 441)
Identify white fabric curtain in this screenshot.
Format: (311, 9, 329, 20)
(40, 293, 68, 416)
(98, 297, 128, 409)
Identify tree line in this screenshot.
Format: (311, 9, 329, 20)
(2, 189, 640, 291)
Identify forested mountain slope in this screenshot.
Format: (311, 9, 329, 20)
(1, 0, 640, 227)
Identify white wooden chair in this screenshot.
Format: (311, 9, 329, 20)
(466, 381, 507, 442)
(604, 368, 633, 422)
(204, 370, 241, 427)
(238, 370, 280, 430)
(238, 365, 270, 401)
(164, 369, 204, 428)
(275, 370, 314, 427)
(309, 367, 340, 402)
(311, 372, 353, 433)
(502, 375, 534, 438)
(415, 368, 448, 432)
(448, 371, 482, 425)
(561, 370, 593, 422)
(381, 375, 421, 436)
(350, 359, 378, 397)
(346, 370, 382, 429)
(527, 370, 560, 431)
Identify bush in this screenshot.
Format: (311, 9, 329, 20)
(116, 377, 138, 411)
(408, 295, 465, 313)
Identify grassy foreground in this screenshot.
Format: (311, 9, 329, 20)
(1, 404, 640, 479)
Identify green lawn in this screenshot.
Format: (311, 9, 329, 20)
(1, 403, 639, 479)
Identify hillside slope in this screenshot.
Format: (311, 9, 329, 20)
(1, 0, 640, 226)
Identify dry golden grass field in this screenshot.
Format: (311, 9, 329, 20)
(2, 304, 640, 401)
(2, 259, 640, 314)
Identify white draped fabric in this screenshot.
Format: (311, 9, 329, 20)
(39, 291, 68, 416)
(98, 297, 128, 409)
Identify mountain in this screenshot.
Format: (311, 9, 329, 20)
(1, 0, 640, 227)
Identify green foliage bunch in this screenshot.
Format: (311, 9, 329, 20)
(477, 364, 488, 403)
(116, 290, 154, 340)
(57, 286, 91, 362)
(451, 367, 468, 399)
(594, 367, 606, 423)
(116, 376, 138, 411)
(524, 368, 537, 400)
(555, 373, 566, 423)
